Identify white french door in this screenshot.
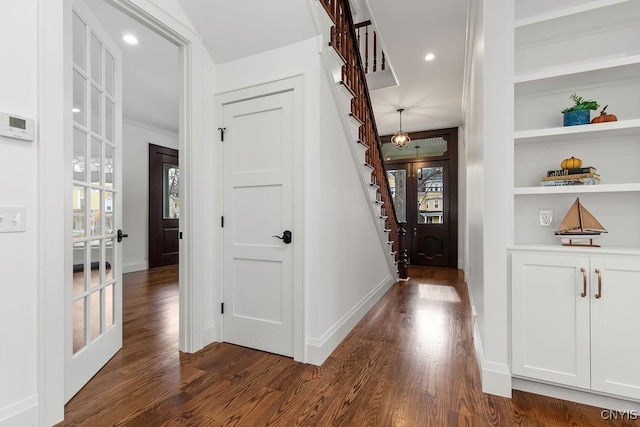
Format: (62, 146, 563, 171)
(222, 90, 295, 357)
(67, 0, 123, 401)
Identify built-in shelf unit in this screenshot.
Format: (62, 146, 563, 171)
(509, 0, 640, 408)
(512, 0, 640, 250)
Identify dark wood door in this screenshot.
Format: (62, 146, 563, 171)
(409, 160, 450, 267)
(149, 144, 179, 268)
(383, 127, 458, 268)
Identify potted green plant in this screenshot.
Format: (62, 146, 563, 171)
(562, 93, 599, 126)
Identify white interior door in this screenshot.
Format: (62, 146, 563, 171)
(67, 0, 123, 401)
(222, 90, 294, 357)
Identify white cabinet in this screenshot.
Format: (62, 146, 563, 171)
(590, 256, 640, 399)
(511, 251, 640, 401)
(512, 0, 640, 249)
(511, 253, 591, 388)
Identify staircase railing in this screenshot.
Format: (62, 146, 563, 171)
(319, 0, 408, 279)
(355, 20, 385, 74)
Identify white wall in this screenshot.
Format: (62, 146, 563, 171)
(458, 127, 467, 269)
(199, 50, 219, 345)
(306, 70, 394, 363)
(0, 1, 40, 426)
(464, 0, 486, 352)
(463, 0, 512, 397)
(122, 120, 179, 273)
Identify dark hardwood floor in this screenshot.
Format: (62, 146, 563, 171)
(57, 265, 629, 426)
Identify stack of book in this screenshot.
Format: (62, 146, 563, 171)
(541, 166, 600, 187)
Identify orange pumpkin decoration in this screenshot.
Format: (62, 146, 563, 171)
(561, 157, 582, 169)
(591, 105, 617, 123)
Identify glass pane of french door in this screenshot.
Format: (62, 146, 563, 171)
(71, 8, 118, 355)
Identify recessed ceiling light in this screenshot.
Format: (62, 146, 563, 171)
(424, 53, 435, 61)
(122, 34, 138, 45)
(72, 108, 81, 113)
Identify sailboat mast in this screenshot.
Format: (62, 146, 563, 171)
(576, 197, 584, 232)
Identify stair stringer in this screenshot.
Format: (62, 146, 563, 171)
(308, 0, 399, 279)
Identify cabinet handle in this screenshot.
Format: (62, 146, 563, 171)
(595, 268, 602, 299)
(580, 267, 587, 297)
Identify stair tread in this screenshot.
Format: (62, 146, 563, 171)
(356, 141, 368, 151)
(349, 112, 364, 126)
(338, 80, 356, 97)
(327, 42, 347, 64)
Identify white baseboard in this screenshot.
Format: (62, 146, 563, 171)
(123, 261, 148, 274)
(513, 378, 640, 413)
(202, 323, 218, 347)
(472, 318, 512, 398)
(0, 396, 38, 427)
(305, 275, 394, 365)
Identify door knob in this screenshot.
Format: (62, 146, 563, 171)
(273, 230, 292, 244)
(117, 229, 128, 242)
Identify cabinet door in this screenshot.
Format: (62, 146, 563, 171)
(591, 257, 640, 400)
(511, 253, 591, 388)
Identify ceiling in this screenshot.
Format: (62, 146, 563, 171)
(84, 0, 468, 138)
(84, 0, 179, 134)
(364, 0, 468, 136)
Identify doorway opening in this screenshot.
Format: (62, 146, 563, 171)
(39, 0, 206, 422)
(67, 0, 181, 403)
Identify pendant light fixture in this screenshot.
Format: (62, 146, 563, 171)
(391, 108, 410, 150)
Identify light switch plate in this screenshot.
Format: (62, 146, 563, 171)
(538, 208, 553, 227)
(0, 206, 26, 232)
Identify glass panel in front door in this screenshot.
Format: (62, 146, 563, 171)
(387, 169, 406, 223)
(163, 164, 180, 219)
(417, 166, 444, 224)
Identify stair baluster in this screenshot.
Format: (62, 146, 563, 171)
(354, 20, 386, 74)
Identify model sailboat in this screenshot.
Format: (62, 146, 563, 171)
(555, 197, 607, 247)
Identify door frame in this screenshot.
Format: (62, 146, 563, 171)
(382, 127, 458, 268)
(38, 0, 207, 424)
(215, 75, 306, 362)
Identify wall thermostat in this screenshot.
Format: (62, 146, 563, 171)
(0, 112, 35, 141)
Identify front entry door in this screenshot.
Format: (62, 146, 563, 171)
(384, 128, 458, 268)
(149, 144, 179, 268)
(222, 90, 294, 357)
(67, 0, 123, 401)
(410, 161, 450, 267)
